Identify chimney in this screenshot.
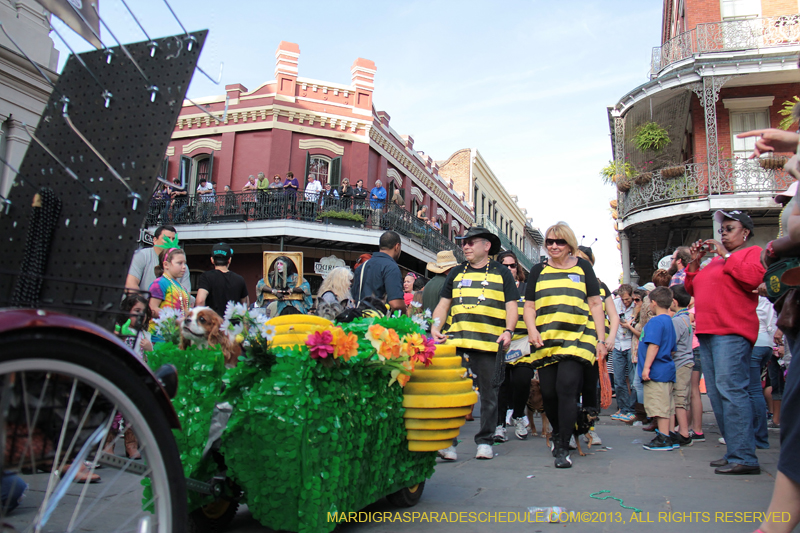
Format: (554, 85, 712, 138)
(275, 41, 300, 101)
(226, 84, 247, 105)
(351, 58, 376, 113)
(401, 135, 414, 151)
(377, 111, 391, 125)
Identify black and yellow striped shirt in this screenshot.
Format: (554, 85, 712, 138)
(524, 258, 600, 368)
(441, 260, 519, 353)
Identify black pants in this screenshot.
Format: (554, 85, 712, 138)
(497, 363, 534, 424)
(581, 361, 600, 414)
(454, 350, 499, 446)
(538, 359, 585, 450)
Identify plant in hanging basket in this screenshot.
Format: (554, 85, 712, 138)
(609, 199, 618, 209)
(610, 209, 618, 220)
(778, 96, 800, 131)
(758, 156, 789, 171)
(616, 177, 632, 193)
(633, 122, 671, 152)
(600, 160, 634, 185)
(660, 165, 685, 179)
(634, 172, 653, 185)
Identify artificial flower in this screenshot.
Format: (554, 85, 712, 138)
(378, 328, 401, 360)
(306, 330, 334, 360)
(332, 328, 359, 361)
(366, 324, 388, 351)
(260, 323, 276, 341)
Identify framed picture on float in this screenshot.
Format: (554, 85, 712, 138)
(261, 251, 304, 301)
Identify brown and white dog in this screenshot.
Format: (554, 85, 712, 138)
(179, 307, 241, 367)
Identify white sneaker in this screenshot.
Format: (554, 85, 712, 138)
(437, 446, 457, 461)
(522, 415, 530, 427)
(493, 425, 508, 443)
(505, 409, 513, 426)
(586, 430, 602, 446)
(476, 444, 494, 459)
(514, 417, 529, 440)
(718, 437, 726, 445)
(569, 435, 577, 450)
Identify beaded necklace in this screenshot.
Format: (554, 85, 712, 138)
(456, 261, 491, 310)
(163, 273, 189, 315)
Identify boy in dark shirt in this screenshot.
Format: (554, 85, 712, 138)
(640, 286, 678, 451)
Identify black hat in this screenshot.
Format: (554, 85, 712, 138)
(455, 226, 501, 255)
(211, 242, 232, 260)
(713, 210, 754, 232)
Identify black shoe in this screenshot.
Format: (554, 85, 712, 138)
(715, 463, 760, 475)
(550, 433, 560, 457)
(709, 458, 728, 467)
(689, 430, 705, 442)
(670, 431, 693, 447)
(643, 432, 674, 451)
(554, 449, 573, 468)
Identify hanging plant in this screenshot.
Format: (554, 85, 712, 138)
(633, 122, 671, 152)
(779, 96, 800, 131)
(758, 156, 789, 170)
(609, 199, 618, 209)
(616, 177, 632, 193)
(660, 165, 685, 179)
(600, 161, 635, 185)
(633, 172, 653, 186)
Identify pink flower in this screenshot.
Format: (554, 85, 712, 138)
(306, 330, 334, 360)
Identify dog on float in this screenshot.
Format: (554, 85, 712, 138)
(179, 307, 241, 367)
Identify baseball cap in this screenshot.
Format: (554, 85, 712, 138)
(211, 242, 232, 259)
(713, 210, 754, 231)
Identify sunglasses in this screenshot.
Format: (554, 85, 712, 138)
(634, 298, 642, 302)
(461, 238, 487, 248)
(717, 225, 741, 234)
(503, 262, 517, 269)
(545, 238, 568, 246)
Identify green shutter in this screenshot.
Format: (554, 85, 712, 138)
(304, 151, 311, 188)
(330, 156, 341, 188)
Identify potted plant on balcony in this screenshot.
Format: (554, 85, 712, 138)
(778, 96, 799, 131)
(600, 160, 634, 185)
(660, 164, 685, 179)
(634, 172, 653, 186)
(633, 122, 671, 152)
(317, 209, 364, 227)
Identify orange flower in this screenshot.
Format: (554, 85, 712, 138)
(401, 332, 426, 359)
(332, 328, 359, 361)
(366, 324, 387, 352)
(378, 328, 401, 360)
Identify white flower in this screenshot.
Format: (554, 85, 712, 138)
(432, 317, 441, 328)
(410, 300, 422, 308)
(411, 314, 430, 331)
(229, 322, 244, 338)
(223, 301, 236, 323)
(423, 309, 432, 319)
(260, 323, 277, 341)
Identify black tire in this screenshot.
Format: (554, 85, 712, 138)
(187, 479, 242, 533)
(0, 331, 187, 533)
(385, 481, 425, 507)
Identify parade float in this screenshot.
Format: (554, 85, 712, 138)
(145, 305, 477, 533)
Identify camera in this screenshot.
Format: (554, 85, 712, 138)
(701, 243, 715, 253)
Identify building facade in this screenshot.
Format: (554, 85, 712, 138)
(438, 148, 543, 272)
(0, 0, 59, 199)
(157, 41, 475, 300)
(609, 0, 799, 283)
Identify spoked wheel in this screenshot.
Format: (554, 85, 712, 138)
(385, 481, 425, 507)
(0, 332, 187, 533)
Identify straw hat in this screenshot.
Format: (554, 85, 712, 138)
(427, 250, 460, 274)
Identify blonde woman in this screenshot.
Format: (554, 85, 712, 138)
(317, 267, 354, 307)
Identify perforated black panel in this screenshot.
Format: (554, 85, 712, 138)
(0, 31, 206, 329)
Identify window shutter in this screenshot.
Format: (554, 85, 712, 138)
(330, 156, 341, 188)
(160, 156, 169, 181)
(207, 151, 215, 184)
(180, 155, 191, 189)
(304, 151, 311, 188)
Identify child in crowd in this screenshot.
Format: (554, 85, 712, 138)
(148, 248, 189, 319)
(640, 286, 677, 451)
(670, 284, 694, 447)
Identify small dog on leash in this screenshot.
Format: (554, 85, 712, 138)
(525, 378, 551, 440)
(180, 307, 241, 367)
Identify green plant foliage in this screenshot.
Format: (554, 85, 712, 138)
(143, 343, 226, 511)
(633, 122, 671, 152)
(779, 96, 800, 131)
(600, 161, 635, 184)
(316, 209, 365, 222)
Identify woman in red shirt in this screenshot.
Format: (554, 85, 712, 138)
(685, 210, 764, 476)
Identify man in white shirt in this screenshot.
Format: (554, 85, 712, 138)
(611, 284, 638, 422)
(305, 174, 322, 202)
(197, 177, 215, 222)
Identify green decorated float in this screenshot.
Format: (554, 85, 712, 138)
(145, 305, 477, 533)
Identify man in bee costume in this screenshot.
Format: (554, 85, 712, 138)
(432, 226, 520, 461)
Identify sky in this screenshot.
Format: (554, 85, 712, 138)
(49, 0, 663, 286)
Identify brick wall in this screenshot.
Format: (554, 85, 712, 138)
(685, 0, 721, 30)
(763, 0, 798, 18)
(438, 149, 472, 202)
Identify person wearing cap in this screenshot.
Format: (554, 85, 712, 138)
(422, 250, 459, 313)
(195, 243, 249, 317)
(431, 226, 519, 461)
(523, 222, 607, 468)
(685, 209, 765, 475)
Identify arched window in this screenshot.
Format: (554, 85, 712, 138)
(303, 152, 341, 188)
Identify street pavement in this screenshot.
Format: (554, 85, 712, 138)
(225, 395, 782, 533)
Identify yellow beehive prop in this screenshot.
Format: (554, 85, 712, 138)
(267, 314, 333, 346)
(402, 343, 478, 452)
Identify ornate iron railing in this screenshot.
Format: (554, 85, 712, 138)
(618, 158, 792, 218)
(476, 215, 534, 271)
(651, 14, 800, 75)
(146, 188, 465, 261)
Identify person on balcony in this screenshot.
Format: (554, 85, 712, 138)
(428, 216, 441, 232)
(340, 177, 353, 210)
(242, 175, 257, 220)
(152, 183, 170, 225)
(268, 174, 284, 218)
(685, 209, 764, 476)
(223, 185, 237, 215)
(283, 171, 299, 218)
(370, 179, 387, 227)
(417, 205, 429, 224)
(196, 177, 215, 223)
(320, 181, 339, 209)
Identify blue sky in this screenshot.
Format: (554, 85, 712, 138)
(51, 0, 663, 285)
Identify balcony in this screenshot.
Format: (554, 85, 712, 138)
(618, 158, 793, 219)
(650, 14, 800, 76)
(146, 189, 465, 261)
(477, 215, 534, 272)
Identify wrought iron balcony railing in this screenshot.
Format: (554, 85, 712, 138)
(145, 188, 465, 261)
(650, 14, 800, 76)
(618, 158, 793, 218)
(476, 215, 534, 272)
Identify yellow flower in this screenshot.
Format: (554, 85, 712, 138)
(400, 332, 425, 358)
(378, 328, 401, 360)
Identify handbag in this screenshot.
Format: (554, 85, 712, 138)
(504, 336, 531, 363)
(764, 257, 800, 303)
